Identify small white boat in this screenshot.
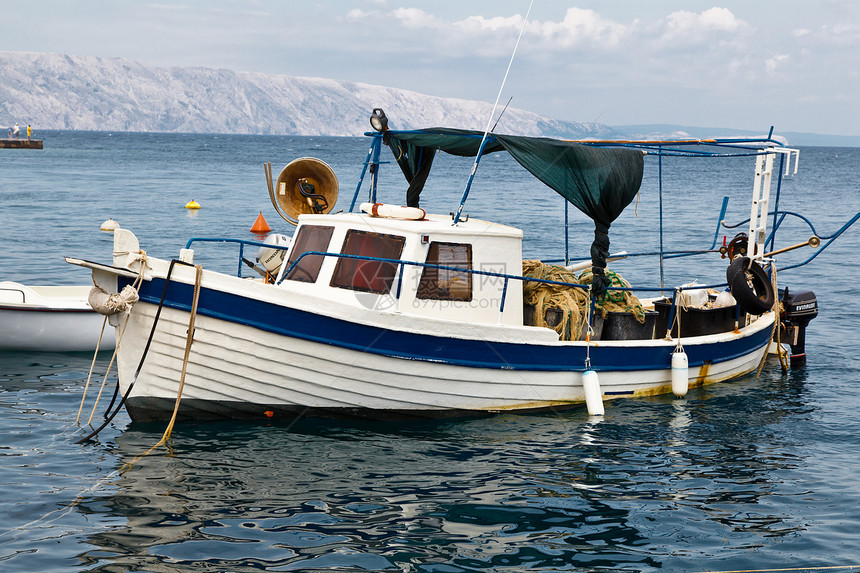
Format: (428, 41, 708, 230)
(68, 110, 838, 424)
(0, 281, 116, 352)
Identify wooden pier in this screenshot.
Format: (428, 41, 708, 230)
(0, 139, 43, 149)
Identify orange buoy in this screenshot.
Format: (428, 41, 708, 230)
(185, 199, 201, 209)
(250, 211, 271, 233)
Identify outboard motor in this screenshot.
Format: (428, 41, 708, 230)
(779, 288, 818, 367)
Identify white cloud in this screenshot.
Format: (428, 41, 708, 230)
(531, 7, 628, 48)
(765, 53, 790, 72)
(456, 14, 524, 35)
(392, 7, 442, 29)
(831, 22, 860, 43)
(659, 7, 750, 44)
(384, 6, 628, 50)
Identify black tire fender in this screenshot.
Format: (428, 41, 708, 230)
(726, 257, 775, 315)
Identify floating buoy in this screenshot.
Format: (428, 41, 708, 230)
(583, 370, 604, 416)
(250, 211, 271, 233)
(671, 350, 689, 397)
(185, 200, 201, 209)
(100, 218, 120, 232)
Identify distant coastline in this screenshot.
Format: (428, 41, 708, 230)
(27, 128, 859, 149)
(613, 124, 860, 148)
(2, 52, 855, 146)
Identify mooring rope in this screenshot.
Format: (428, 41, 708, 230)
(77, 252, 147, 425)
(5, 264, 205, 542)
(76, 315, 108, 424)
(673, 287, 684, 353)
(76, 257, 182, 444)
(117, 263, 202, 473)
(85, 315, 133, 425)
(756, 260, 781, 378)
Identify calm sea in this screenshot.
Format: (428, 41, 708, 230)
(1, 131, 859, 572)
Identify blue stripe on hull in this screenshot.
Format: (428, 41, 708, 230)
(123, 277, 770, 373)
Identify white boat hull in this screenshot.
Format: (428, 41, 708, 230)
(106, 267, 773, 422)
(0, 282, 115, 352)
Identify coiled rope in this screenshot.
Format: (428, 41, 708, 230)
(522, 260, 646, 341)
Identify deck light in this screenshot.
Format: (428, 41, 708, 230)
(370, 108, 388, 132)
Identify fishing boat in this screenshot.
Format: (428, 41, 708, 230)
(67, 109, 851, 424)
(0, 281, 116, 352)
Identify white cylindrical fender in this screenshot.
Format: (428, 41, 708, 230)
(671, 350, 689, 397)
(583, 369, 604, 416)
(359, 202, 426, 220)
(88, 285, 140, 315)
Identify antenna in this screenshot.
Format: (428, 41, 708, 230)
(491, 96, 513, 133)
(452, 0, 534, 225)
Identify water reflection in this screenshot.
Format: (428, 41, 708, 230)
(73, 369, 814, 571)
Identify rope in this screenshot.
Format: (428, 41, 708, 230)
(163, 264, 202, 440)
(76, 257, 181, 445)
(522, 260, 588, 341)
(522, 261, 647, 341)
(584, 283, 594, 369)
(77, 252, 147, 425)
(117, 263, 203, 472)
(673, 287, 684, 352)
(756, 260, 781, 378)
(76, 315, 107, 424)
(578, 268, 647, 322)
(12, 264, 203, 541)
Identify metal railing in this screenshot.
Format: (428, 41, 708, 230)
(0, 286, 26, 304)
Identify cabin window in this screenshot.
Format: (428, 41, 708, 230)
(417, 242, 472, 301)
(284, 225, 334, 283)
(330, 230, 406, 294)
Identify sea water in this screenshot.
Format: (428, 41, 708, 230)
(1, 131, 859, 572)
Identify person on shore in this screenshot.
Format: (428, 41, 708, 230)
(12, 123, 20, 138)
(27, 125, 31, 140)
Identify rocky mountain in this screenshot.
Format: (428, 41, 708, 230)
(0, 51, 617, 138)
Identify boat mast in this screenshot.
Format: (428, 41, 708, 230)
(349, 132, 385, 212)
(452, 0, 534, 225)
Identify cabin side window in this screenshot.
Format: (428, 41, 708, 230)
(417, 242, 472, 301)
(330, 230, 406, 294)
(284, 225, 334, 283)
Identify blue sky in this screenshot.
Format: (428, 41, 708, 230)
(3, 1, 858, 135)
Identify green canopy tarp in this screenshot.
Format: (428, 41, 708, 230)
(385, 128, 645, 297)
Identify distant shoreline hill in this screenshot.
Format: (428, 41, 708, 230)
(0, 51, 614, 139)
(1, 51, 857, 146)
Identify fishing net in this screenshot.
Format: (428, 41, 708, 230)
(578, 268, 647, 323)
(522, 260, 646, 341)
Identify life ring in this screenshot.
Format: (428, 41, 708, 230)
(726, 257, 774, 315)
(359, 202, 426, 220)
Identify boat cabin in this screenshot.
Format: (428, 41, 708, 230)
(277, 210, 525, 327)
